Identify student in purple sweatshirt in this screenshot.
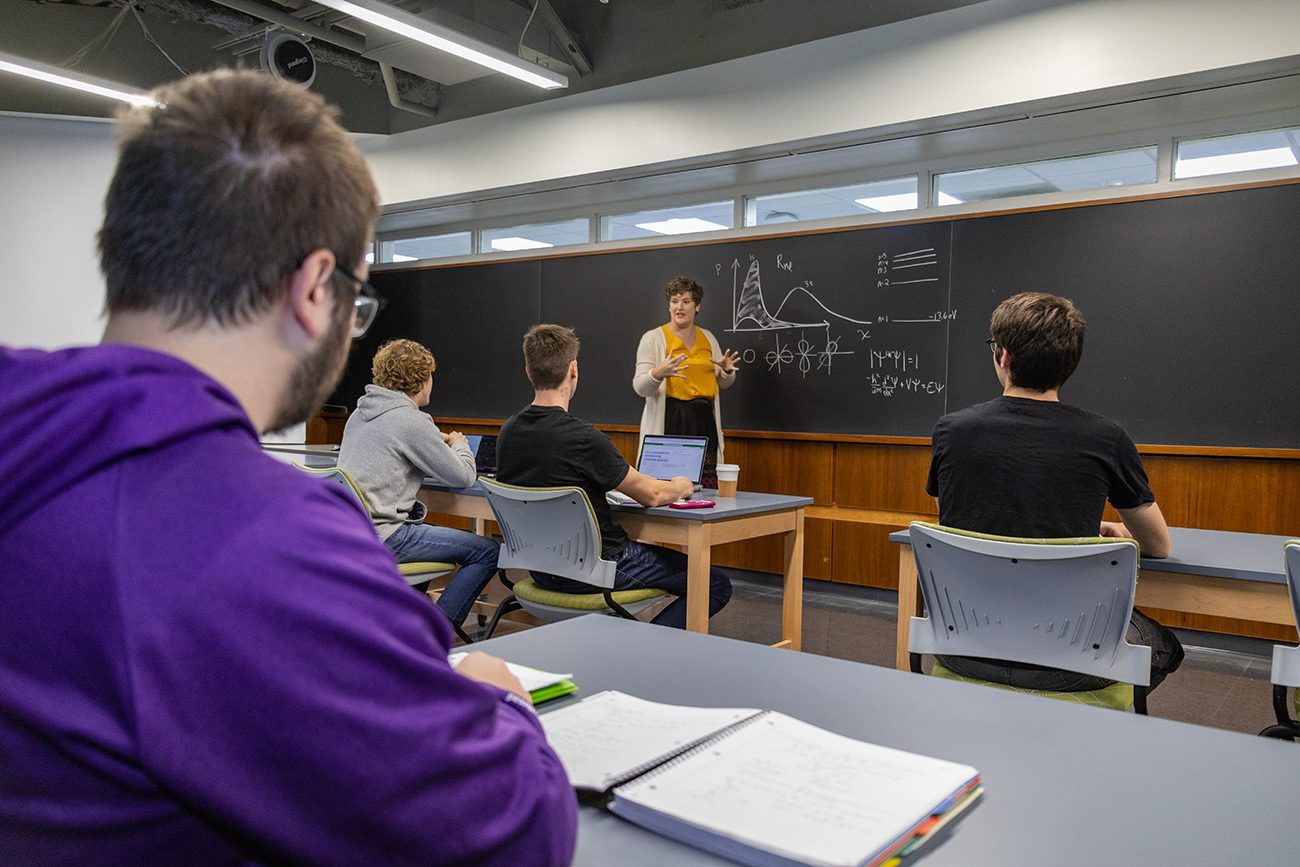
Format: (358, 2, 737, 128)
(0, 70, 576, 865)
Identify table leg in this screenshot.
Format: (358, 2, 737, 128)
(895, 543, 920, 671)
(685, 521, 712, 634)
(781, 510, 805, 651)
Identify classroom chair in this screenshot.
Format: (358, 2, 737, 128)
(478, 479, 667, 639)
(907, 522, 1152, 714)
(293, 464, 474, 644)
(1258, 540, 1300, 740)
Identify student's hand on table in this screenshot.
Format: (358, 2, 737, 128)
(651, 351, 688, 382)
(455, 651, 530, 701)
(712, 349, 741, 374)
(445, 431, 468, 449)
(1099, 521, 1132, 539)
(671, 476, 694, 500)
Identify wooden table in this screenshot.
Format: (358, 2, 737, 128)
(890, 525, 1297, 671)
(420, 486, 812, 650)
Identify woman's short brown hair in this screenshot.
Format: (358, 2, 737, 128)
(989, 292, 1086, 391)
(372, 340, 435, 395)
(522, 324, 579, 390)
(98, 69, 379, 328)
(664, 276, 704, 304)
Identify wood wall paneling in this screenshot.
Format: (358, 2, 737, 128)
(833, 443, 935, 513)
(830, 522, 911, 590)
(1142, 455, 1300, 535)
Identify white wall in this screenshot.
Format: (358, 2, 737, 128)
(0, 113, 117, 349)
(358, 0, 1300, 207)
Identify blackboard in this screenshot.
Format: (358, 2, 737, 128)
(334, 182, 1300, 448)
(333, 259, 541, 421)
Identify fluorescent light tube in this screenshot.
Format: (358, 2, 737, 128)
(854, 193, 918, 213)
(0, 51, 155, 107)
(1175, 148, 1298, 179)
(312, 0, 568, 90)
(490, 237, 553, 251)
(935, 192, 965, 206)
(634, 217, 729, 235)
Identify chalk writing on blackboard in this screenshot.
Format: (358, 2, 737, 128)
(714, 247, 950, 392)
(876, 248, 940, 288)
(729, 258, 872, 332)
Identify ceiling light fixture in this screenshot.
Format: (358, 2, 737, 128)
(490, 237, 553, 251)
(0, 50, 155, 107)
(635, 217, 728, 235)
(1175, 147, 1298, 179)
(854, 193, 918, 213)
(312, 0, 568, 90)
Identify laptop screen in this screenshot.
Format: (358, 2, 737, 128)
(463, 434, 498, 475)
(636, 435, 708, 484)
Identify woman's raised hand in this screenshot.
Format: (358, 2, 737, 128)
(712, 349, 741, 374)
(651, 351, 689, 382)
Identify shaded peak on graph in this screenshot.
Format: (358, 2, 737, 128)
(730, 258, 869, 332)
(734, 259, 803, 330)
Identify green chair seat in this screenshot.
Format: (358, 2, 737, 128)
(397, 561, 456, 577)
(512, 577, 666, 611)
(397, 561, 457, 588)
(931, 660, 1135, 712)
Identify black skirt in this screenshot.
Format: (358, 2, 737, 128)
(664, 396, 718, 473)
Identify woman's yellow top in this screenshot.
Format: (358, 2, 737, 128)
(661, 325, 718, 402)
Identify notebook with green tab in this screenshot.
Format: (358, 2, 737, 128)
(448, 653, 578, 705)
(539, 690, 981, 867)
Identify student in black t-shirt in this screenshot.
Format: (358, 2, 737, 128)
(497, 324, 732, 628)
(926, 291, 1183, 692)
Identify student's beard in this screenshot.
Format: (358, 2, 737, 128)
(265, 305, 353, 435)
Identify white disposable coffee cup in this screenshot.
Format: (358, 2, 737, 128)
(715, 463, 740, 497)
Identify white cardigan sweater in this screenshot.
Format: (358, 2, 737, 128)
(632, 325, 736, 462)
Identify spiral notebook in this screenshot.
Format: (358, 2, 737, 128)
(540, 691, 980, 867)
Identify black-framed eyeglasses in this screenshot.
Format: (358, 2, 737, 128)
(333, 266, 387, 339)
(985, 337, 998, 354)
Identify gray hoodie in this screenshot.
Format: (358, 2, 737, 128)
(338, 385, 476, 540)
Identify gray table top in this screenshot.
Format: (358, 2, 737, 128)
(427, 483, 813, 522)
(478, 616, 1300, 866)
(260, 445, 812, 519)
(889, 525, 1295, 583)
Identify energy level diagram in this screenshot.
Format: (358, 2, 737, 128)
(723, 247, 951, 390)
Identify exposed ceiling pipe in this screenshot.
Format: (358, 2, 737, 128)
(199, 0, 437, 112)
(379, 61, 437, 118)
(206, 0, 366, 54)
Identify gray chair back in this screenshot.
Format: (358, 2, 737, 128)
(293, 464, 371, 519)
(1271, 541, 1300, 689)
(478, 479, 617, 590)
(908, 522, 1151, 687)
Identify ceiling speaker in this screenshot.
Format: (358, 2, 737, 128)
(260, 33, 316, 88)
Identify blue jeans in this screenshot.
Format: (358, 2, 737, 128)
(531, 540, 732, 629)
(385, 522, 500, 627)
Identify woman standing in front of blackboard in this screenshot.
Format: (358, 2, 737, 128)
(633, 276, 741, 484)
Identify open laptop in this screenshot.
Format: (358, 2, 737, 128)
(463, 434, 498, 477)
(608, 435, 708, 505)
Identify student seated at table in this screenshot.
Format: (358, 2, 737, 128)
(339, 338, 500, 630)
(926, 291, 1183, 692)
(497, 324, 732, 628)
(0, 70, 574, 864)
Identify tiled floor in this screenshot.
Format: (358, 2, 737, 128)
(698, 572, 1284, 737)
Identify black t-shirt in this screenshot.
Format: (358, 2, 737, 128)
(496, 404, 632, 559)
(926, 396, 1154, 538)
